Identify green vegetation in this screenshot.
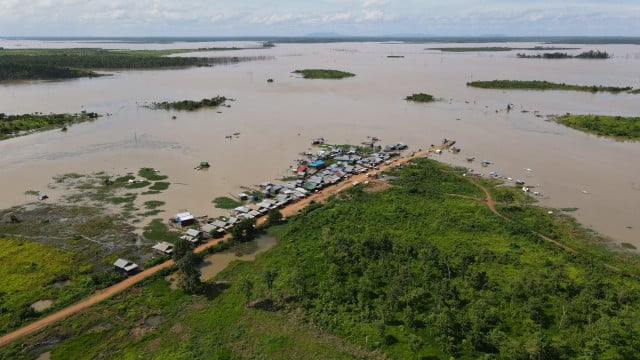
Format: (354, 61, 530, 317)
(143, 200, 165, 210)
(149, 96, 227, 111)
(428, 46, 578, 52)
(0, 112, 99, 140)
(552, 114, 640, 140)
(467, 80, 633, 93)
(622, 243, 637, 250)
(149, 182, 170, 191)
(293, 69, 355, 79)
(137, 168, 168, 181)
(429, 47, 516, 52)
(212, 196, 243, 209)
(517, 50, 610, 59)
(405, 93, 435, 103)
(3, 159, 640, 359)
(0, 48, 271, 80)
(143, 219, 182, 244)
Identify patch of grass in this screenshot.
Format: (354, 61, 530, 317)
(621, 243, 637, 250)
(293, 69, 355, 79)
(143, 219, 181, 243)
(213, 196, 243, 209)
(139, 210, 164, 217)
(141, 190, 161, 195)
(138, 168, 168, 181)
(149, 182, 170, 191)
(149, 96, 227, 111)
(125, 180, 151, 189)
(0, 237, 95, 334)
(108, 194, 137, 205)
(144, 200, 166, 209)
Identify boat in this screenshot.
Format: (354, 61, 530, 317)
(466, 157, 475, 162)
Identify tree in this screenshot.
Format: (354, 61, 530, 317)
(265, 208, 283, 227)
(408, 334, 424, 360)
(172, 238, 193, 261)
(176, 249, 202, 294)
(263, 269, 278, 298)
(231, 218, 257, 243)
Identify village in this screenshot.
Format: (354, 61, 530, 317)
(115, 138, 449, 273)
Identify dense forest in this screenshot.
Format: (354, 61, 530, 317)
(293, 69, 356, 79)
(0, 112, 99, 140)
(0, 48, 271, 80)
(517, 50, 610, 59)
(149, 96, 228, 111)
(553, 114, 640, 140)
(405, 93, 435, 102)
(467, 80, 634, 93)
(5, 158, 638, 359)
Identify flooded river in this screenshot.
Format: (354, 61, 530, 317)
(0, 39, 638, 246)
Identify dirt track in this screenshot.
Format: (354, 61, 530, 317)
(0, 143, 449, 348)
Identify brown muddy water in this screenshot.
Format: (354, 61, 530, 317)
(166, 234, 278, 288)
(0, 40, 639, 246)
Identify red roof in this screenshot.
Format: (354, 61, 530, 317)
(297, 165, 306, 172)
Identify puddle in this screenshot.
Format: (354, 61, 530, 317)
(31, 299, 54, 312)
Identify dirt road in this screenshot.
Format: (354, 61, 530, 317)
(0, 143, 450, 348)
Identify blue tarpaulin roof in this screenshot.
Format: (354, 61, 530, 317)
(309, 160, 325, 168)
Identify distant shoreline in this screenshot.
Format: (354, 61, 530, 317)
(3, 35, 640, 45)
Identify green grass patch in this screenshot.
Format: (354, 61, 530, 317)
(108, 193, 137, 205)
(0, 112, 100, 141)
(212, 196, 243, 209)
(293, 69, 355, 79)
(467, 80, 633, 93)
(149, 182, 170, 191)
(143, 219, 181, 243)
(0, 237, 96, 334)
(143, 200, 165, 209)
(552, 114, 640, 140)
(405, 93, 435, 103)
(141, 190, 161, 195)
(138, 168, 168, 181)
(622, 243, 637, 250)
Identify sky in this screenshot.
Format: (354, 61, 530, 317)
(0, 0, 639, 37)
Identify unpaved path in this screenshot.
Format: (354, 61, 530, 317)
(0, 143, 452, 348)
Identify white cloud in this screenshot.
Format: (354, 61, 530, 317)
(362, 0, 389, 8)
(322, 12, 353, 22)
(361, 9, 384, 21)
(249, 14, 296, 25)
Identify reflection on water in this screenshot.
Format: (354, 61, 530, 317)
(199, 235, 278, 281)
(0, 40, 638, 246)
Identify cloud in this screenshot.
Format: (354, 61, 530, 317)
(361, 0, 389, 8)
(362, 9, 384, 21)
(249, 14, 296, 25)
(322, 12, 353, 22)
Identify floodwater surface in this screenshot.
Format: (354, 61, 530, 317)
(0, 40, 638, 246)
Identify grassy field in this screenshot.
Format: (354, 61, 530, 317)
(552, 114, 640, 140)
(428, 46, 579, 52)
(293, 69, 355, 79)
(3, 158, 639, 359)
(467, 79, 634, 93)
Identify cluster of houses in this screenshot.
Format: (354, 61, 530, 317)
(118, 141, 409, 274)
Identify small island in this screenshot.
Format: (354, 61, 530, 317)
(551, 114, 640, 140)
(0, 111, 99, 140)
(428, 46, 578, 52)
(517, 50, 610, 59)
(405, 93, 435, 103)
(292, 69, 355, 79)
(467, 80, 633, 93)
(149, 96, 227, 111)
